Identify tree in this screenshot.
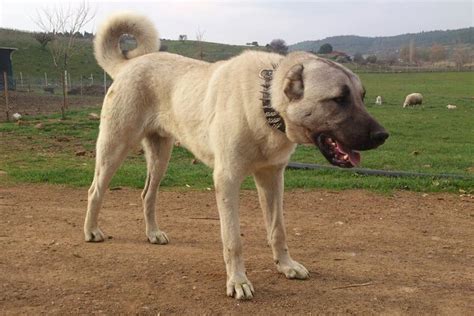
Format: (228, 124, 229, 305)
(382, 54, 398, 66)
(430, 44, 446, 62)
(318, 43, 333, 54)
(268, 39, 288, 55)
(409, 39, 416, 63)
(33, 32, 53, 49)
(416, 47, 430, 62)
(366, 55, 377, 64)
(353, 52, 365, 64)
(196, 27, 206, 60)
(452, 47, 470, 70)
(159, 42, 168, 52)
(399, 45, 410, 62)
(34, 1, 95, 119)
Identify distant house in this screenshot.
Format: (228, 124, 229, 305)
(0, 47, 17, 90)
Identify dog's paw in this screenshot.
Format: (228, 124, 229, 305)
(147, 230, 169, 245)
(277, 259, 310, 280)
(226, 276, 254, 300)
(84, 228, 105, 242)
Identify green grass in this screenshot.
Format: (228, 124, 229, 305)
(1, 72, 473, 193)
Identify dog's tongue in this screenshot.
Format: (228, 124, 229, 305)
(337, 141, 361, 166)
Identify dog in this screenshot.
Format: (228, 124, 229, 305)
(84, 12, 389, 300)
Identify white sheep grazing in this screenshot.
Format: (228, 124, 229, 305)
(12, 113, 22, 121)
(446, 104, 457, 110)
(403, 93, 423, 108)
(375, 96, 383, 105)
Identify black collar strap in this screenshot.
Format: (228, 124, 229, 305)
(259, 65, 286, 133)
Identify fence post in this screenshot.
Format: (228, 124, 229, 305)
(80, 76, 83, 96)
(3, 71, 10, 122)
(64, 70, 69, 110)
(19, 72, 23, 90)
(103, 70, 107, 95)
(44, 72, 48, 87)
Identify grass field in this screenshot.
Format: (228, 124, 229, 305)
(0, 72, 473, 192)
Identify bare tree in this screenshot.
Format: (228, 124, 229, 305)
(34, 1, 95, 119)
(452, 47, 470, 70)
(409, 39, 416, 64)
(430, 43, 446, 62)
(196, 27, 206, 60)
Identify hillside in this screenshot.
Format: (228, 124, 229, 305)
(0, 28, 263, 83)
(290, 27, 474, 56)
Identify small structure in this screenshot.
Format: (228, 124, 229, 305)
(0, 47, 17, 90)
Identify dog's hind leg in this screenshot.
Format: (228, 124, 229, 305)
(84, 116, 143, 242)
(141, 134, 173, 244)
(254, 165, 310, 280)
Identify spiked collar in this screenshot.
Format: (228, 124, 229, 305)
(259, 64, 286, 133)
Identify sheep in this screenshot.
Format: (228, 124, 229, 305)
(446, 104, 457, 110)
(403, 93, 423, 108)
(375, 96, 383, 105)
(12, 113, 22, 121)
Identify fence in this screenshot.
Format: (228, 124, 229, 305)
(347, 63, 474, 73)
(11, 70, 111, 96)
(1, 70, 110, 121)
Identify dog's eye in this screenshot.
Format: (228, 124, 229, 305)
(333, 96, 345, 104)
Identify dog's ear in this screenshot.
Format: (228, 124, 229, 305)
(284, 64, 304, 101)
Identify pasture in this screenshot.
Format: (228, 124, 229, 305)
(0, 71, 473, 314)
(1, 72, 473, 192)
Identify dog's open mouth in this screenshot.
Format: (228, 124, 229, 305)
(314, 134, 361, 168)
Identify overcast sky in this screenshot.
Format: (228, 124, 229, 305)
(0, 0, 472, 45)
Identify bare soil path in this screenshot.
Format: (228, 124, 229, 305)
(0, 184, 473, 314)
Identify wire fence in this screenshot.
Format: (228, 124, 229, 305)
(8, 71, 111, 96)
(1, 70, 108, 121)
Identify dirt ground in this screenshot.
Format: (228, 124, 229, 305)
(0, 184, 473, 315)
(1, 91, 102, 121)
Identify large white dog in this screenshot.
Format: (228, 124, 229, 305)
(85, 12, 389, 300)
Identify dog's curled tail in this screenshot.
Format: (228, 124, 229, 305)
(94, 12, 160, 78)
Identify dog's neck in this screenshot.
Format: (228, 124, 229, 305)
(259, 65, 286, 133)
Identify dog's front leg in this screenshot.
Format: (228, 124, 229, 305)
(213, 169, 254, 300)
(254, 165, 310, 280)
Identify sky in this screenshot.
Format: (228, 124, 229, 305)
(0, 0, 472, 45)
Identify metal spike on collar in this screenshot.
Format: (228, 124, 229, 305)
(259, 64, 285, 133)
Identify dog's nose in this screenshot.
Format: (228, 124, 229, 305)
(370, 131, 389, 144)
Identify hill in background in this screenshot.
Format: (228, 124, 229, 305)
(0, 28, 263, 84)
(290, 27, 474, 57)
(1, 26, 473, 86)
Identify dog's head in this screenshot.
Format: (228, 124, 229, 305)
(272, 52, 388, 168)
